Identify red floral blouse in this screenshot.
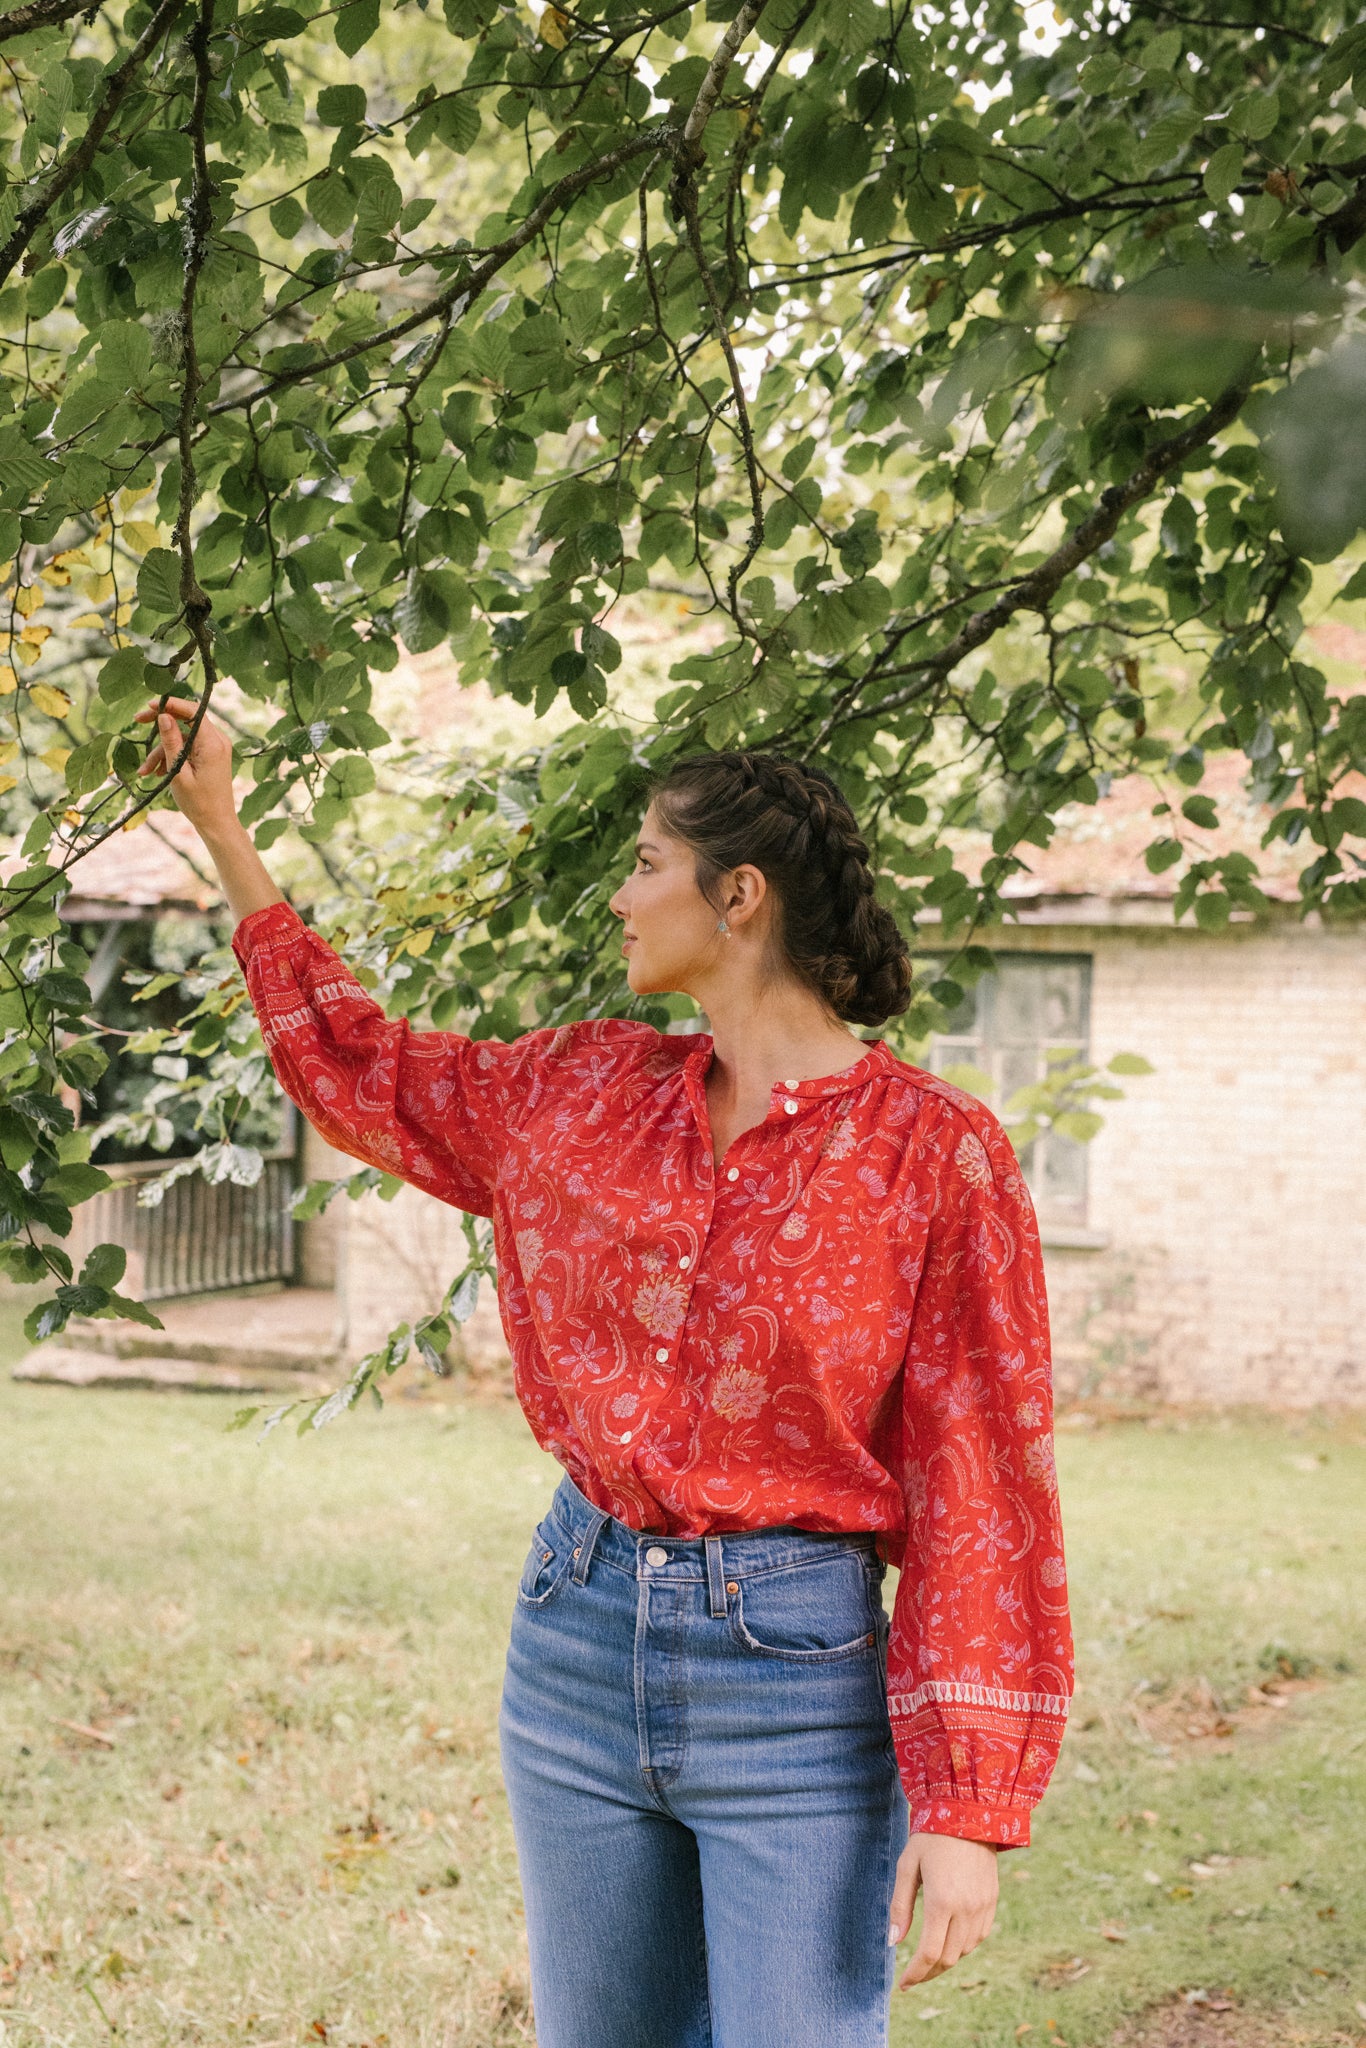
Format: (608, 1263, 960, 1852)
(234, 901, 1074, 1846)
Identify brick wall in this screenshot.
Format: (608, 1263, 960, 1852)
(1001, 917, 1366, 1409)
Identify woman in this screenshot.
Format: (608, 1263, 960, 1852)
(139, 698, 1074, 2048)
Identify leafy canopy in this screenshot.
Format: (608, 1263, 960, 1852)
(2, 0, 1366, 1355)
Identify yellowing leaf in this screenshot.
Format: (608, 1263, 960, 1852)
(0, 774, 16, 794)
(63, 806, 84, 828)
(30, 682, 72, 717)
(42, 565, 71, 586)
(0, 740, 17, 762)
(20, 625, 52, 648)
(121, 519, 163, 554)
(538, 4, 570, 46)
(122, 809, 148, 831)
(403, 926, 435, 957)
(115, 600, 135, 624)
(72, 612, 107, 628)
(53, 546, 92, 569)
(13, 641, 41, 667)
(14, 585, 42, 617)
(72, 570, 116, 602)
(118, 484, 154, 511)
(0, 666, 16, 695)
(41, 745, 71, 772)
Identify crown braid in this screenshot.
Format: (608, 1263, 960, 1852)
(648, 750, 911, 1028)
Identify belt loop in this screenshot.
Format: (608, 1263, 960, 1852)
(571, 1507, 608, 1585)
(704, 1534, 727, 1618)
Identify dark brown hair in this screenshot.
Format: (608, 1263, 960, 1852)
(647, 751, 911, 1028)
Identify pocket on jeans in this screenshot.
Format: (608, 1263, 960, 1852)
(516, 1522, 572, 1608)
(729, 1551, 879, 1662)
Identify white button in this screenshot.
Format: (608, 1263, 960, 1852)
(621, 1429, 633, 1442)
(655, 1346, 668, 1362)
(727, 1166, 739, 1181)
(678, 1254, 691, 1269)
(645, 1545, 669, 1567)
(783, 1078, 798, 1089)
(784, 1100, 798, 1114)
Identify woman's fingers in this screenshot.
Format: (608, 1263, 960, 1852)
(896, 1901, 996, 1989)
(134, 695, 201, 724)
(898, 1901, 954, 1985)
(888, 1841, 921, 1948)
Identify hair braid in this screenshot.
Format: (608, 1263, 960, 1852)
(647, 750, 912, 1028)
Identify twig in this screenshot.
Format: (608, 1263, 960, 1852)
(57, 1718, 116, 1746)
(0, 0, 185, 290)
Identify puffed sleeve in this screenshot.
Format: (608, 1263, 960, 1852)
(232, 901, 556, 1218)
(885, 1090, 1075, 1847)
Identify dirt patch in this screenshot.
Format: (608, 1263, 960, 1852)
(1109, 1995, 1363, 2047)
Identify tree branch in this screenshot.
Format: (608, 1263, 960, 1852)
(170, 0, 218, 707)
(214, 125, 677, 413)
(0, 0, 184, 290)
(680, 0, 766, 155)
(0, 0, 98, 43)
(810, 381, 1251, 745)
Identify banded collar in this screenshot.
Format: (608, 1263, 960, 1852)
(680, 1034, 895, 1102)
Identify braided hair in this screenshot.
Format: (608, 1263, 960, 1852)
(647, 751, 911, 1029)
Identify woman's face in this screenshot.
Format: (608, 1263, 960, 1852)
(608, 803, 731, 998)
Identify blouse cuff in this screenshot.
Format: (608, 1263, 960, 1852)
(907, 1794, 1033, 1848)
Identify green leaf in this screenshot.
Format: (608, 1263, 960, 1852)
(1229, 90, 1279, 140)
(1145, 838, 1183, 874)
(80, 1242, 127, 1291)
(335, 0, 379, 54)
(318, 84, 367, 127)
(100, 322, 152, 388)
(1203, 143, 1244, 208)
(1052, 1110, 1104, 1144)
(136, 548, 182, 617)
(1107, 1052, 1155, 1076)
(1181, 794, 1219, 829)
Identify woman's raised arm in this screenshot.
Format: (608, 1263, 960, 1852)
(136, 695, 552, 1217)
(136, 696, 285, 923)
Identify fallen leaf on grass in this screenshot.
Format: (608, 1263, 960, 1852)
(1039, 1955, 1091, 1986)
(1184, 1987, 1236, 2010)
(1100, 1920, 1128, 1942)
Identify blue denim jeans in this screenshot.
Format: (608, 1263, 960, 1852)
(498, 1473, 907, 2048)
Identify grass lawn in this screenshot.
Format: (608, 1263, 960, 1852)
(2, 1308, 1364, 2047)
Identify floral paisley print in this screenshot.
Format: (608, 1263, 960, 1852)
(234, 901, 1074, 1845)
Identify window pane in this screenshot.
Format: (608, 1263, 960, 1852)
(1040, 960, 1087, 1039)
(994, 959, 1043, 1044)
(924, 952, 1093, 1228)
(1041, 1132, 1087, 1213)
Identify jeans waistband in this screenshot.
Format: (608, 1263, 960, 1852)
(545, 1471, 881, 1605)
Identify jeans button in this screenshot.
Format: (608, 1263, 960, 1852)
(645, 1545, 669, 1567)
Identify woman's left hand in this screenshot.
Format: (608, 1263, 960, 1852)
(889, 1831, 999, 1987)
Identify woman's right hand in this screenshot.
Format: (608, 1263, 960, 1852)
(135, 696, 238, 840)
(133, 696, 284, 922)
